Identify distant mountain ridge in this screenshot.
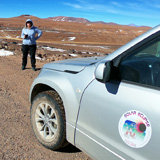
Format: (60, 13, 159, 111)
(47, 16, 90, 23)
(15, 15, 149, 27)
(46, 16, 148, 27)
(46, 16, 120, 25)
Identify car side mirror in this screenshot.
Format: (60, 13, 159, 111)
(95, 61, 112, 83)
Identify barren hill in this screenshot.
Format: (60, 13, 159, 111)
(0, 15, 151, 45)
(47, 16, 91, 23)
(0, 15, 151, 60)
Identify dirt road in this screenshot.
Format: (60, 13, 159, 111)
(0, 54, 91, 160)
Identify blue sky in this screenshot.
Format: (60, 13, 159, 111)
(0, 0, 160, 27)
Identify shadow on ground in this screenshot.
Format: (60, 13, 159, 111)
(35, 68, 41, 71)
(58, 144, 81, 153)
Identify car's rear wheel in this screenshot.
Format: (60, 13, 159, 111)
(31, 90, 68, 150)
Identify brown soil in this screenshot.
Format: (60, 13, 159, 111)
(0, 15, 150, 48)
(0, 54, 91, 160)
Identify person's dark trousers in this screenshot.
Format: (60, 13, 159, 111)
(22, 44, 37, 68)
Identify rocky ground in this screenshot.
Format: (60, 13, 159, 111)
(0, 38, 118, 62)
(0, 53, 92, 160)
(0, 15, 150, 61)
(0, 18, 120, 159)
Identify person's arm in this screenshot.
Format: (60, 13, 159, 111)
(21, 29, 25, 39)
(21, 28, 28, 39)
(35, 28, 42, 40)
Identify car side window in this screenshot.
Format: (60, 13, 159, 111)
(119, 38, 160, 87)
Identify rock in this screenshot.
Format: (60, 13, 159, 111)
(4, 44, 8, 49)
(37, 54, 43, 59)
(78, 51, 82, 54)
(12, 42, 18, 44)
(8, 45, 15, 51)
(37, 49, 46, 57)
(42, 45, 48, 48)
(69, 49, 76, 53)
(50, 56, 56, 61)
(0, 44, 3, 49)
(2, 41, 7, 44)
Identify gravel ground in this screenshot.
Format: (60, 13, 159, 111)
(0, 54, 91, 160)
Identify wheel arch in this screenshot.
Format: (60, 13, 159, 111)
(30, 78, 80, 145)
(30, 83, 54, 103)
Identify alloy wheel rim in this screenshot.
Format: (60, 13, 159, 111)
(35, 102, 58, 141)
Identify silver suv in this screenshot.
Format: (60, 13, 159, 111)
(30, 26, 160, 160)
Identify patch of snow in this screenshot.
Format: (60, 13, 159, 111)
(0, 49, 15, 56)
(81, 45, 110, 49)
(63, 43, 77, 46)
(45, 30, 60, 33)
(62, 17, 66, 21)
(16, 36, 21, 38)
(62, 44, 110, 49)
(69, 54, 78, 57)
(54, 18, 59, 21)
(5, 29, 20, 31)
(138, 30, 143, 33)
(116, 30, 123, 33)
(98, 46, 110, 49)
(36, 56, 44, 60)
(6, 35, 11, 38)
(42, 46, 66, 52)
(65, 32, 74, 34)
(62, 37, 76, 41)
(68, 37, 76, 41)
(87, 52, 101, 55)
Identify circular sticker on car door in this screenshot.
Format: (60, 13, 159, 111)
(118, 110, 152, 148)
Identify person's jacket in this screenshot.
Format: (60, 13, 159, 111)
(21, 19, 42, 45)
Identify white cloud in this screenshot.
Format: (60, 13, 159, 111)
(62, 0, 160, 20)
(111, 1, 122, 7)
(63, 1, 118, 14)
(63, 2, 82, 9)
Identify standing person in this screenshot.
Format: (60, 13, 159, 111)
(21, 19, 42, 71)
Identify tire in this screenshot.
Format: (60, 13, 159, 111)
(31, 90, 68, 150)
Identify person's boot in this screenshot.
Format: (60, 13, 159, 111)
(21, 65, 25, 70)
(32, 67, 36, 71)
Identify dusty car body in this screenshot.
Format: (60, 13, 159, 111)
(30, 25, 160, 160)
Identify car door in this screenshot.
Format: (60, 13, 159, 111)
(75, 38, 160, 160)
